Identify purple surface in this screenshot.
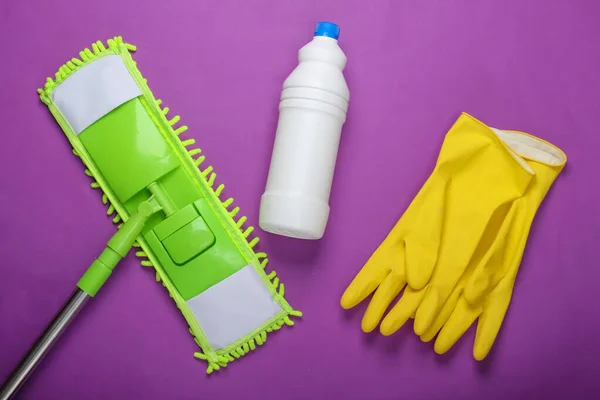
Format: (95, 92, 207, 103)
(1, 1, 599, 399)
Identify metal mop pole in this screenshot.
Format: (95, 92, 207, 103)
(0, 198, 160, 399)
(0, 289, 90, 400)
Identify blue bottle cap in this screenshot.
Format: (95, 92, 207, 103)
(314, 21, 340, 40)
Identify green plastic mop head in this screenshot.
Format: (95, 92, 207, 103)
(37, 36, 302, 373)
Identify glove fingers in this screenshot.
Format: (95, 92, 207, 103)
(341, 222, 407, 310)
(434, 297, 481, 355)
(404, 177, 447, 290)
(464, 202, 518, 305)
(379, 287, 425, 336)
(414, 202, 507, 339)
(340, 264, 388, 310)
(361, 272, 406, 332)
(420, 287, 462, 342)
(413, 287, 440, 335)
(410, 203, 509, 336)
(473, 290, 512, 361)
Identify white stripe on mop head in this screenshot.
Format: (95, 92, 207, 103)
(186, 265, 283, 350)
(52, 55, 142, 134)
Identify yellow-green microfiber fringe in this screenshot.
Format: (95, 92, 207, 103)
(38, 36, 302, 374)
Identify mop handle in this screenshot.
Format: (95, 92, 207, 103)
(0, 289, 90, 400)
(0, 197, 162, 399)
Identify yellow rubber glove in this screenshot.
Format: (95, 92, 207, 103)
(418, 129, 566, 360)
(341, 113, 535, 333)
(378, 124, 565, 339)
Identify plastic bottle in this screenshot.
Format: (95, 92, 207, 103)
(259, 21, 349, 240)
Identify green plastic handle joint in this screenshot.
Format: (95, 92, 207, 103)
(77, 197, 161, 296)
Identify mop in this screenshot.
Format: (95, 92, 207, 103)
(1, 36, 301, 399)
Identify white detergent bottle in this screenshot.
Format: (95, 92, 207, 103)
(259, 21, 349, 240)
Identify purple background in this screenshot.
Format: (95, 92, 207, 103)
(1, 1, 599, 399)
